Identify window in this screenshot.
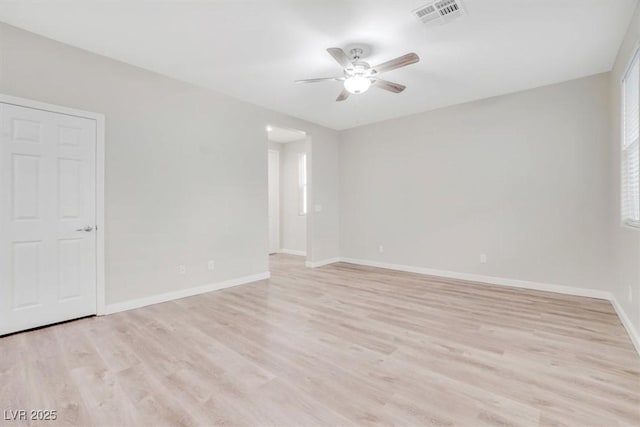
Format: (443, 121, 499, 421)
(622, 49, 640, 228)
(298, 153, 307, 215)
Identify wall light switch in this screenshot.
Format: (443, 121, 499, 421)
(378, 245, 384, 253)
(480, 254, 487, 264)
(208, 260, 215, 271)
(314, 204, 322, 213)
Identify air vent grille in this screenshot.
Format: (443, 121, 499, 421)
(413, 0, 465, 26)
(436, 0, 459, 16)
(415, 5, 436, 18)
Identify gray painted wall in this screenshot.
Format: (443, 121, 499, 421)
(610, 2, 640, 336)
(0, 23, 340, 305)
(340, 74, 613, 292)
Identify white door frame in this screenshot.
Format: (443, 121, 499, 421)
(0, 93, 106, 315)
(265, 125, 312, 262)
(268, 148, 280, 253)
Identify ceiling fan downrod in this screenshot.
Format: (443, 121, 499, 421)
(349, 48, 363, 61)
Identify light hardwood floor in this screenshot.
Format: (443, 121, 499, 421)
(1, 254, 639, 427)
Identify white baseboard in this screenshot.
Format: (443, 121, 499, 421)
(306, 257, 341, 268)
(610, 296, 640, 355)
(339, 257, 611, 300)
(103, 272, 270, 315)
(278, 248, 307, 257)
(100, 254, 640, 357)
(339, 257, 640, 355)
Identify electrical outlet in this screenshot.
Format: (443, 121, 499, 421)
(480, 254, 487, 264)
(629, 286, 633, 303)
(178, 265, 186, 275)
(378, 245, 384, 253)
(208, 260, 215, 271)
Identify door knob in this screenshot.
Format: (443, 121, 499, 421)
(76, 226, 94, 232)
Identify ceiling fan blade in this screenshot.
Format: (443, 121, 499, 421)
(371, 53, 419, 74)
(336, 89, 350, 102)
(295, 76, 344, 84)
(327, 47, 353, 69)
(373, 79, 406, 93)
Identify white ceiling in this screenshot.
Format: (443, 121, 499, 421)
(268, 126, 307, 143)
(0, 0, 636, 130)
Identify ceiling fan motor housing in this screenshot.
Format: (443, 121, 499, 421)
(345, 61, 371, 76)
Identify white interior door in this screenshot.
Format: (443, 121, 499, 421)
(0, 102, 97, 335)
(268, 149, 280, 254)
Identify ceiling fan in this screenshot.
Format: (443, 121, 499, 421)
(295, 47, 419, 102)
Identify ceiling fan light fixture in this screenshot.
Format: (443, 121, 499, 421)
(297, 47, 419, 101)
(344, 76, 372, 94)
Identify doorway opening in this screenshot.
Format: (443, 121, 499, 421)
(267, 125, 309, 264)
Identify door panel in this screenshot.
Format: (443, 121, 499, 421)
(58, 158, 82, 218)
(12, 241, 42, 309)
(58, 238, 82, 300)
(12, 154, 40, 219)
(0, 102, 97, 335)
(12, 118, 41, 143)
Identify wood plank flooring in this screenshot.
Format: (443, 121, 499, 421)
(1, 254, 639, 426)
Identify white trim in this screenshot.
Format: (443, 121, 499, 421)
(95, 113, 106, 314)
(268, 148, 280, 253)
(304, 135, 313, 263)
(0, 94, 105, 121)
(620, 47, 640, 228)
(278, 248, 306, 256)
(101, 253, 640, 356)
(339, 257, 611, 299)
(305, 257, 341, 268)
(338, 257, 640, 355)
(104, 272, 270, 315)
(610, 296, 640, 355)
(620, 45, 640, 84)
(298, 152, 308, 216)
(622, 219, 640, 230)
(0, 93, 107, 316)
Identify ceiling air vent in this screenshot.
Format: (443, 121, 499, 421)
(413, 0, 466, 26)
